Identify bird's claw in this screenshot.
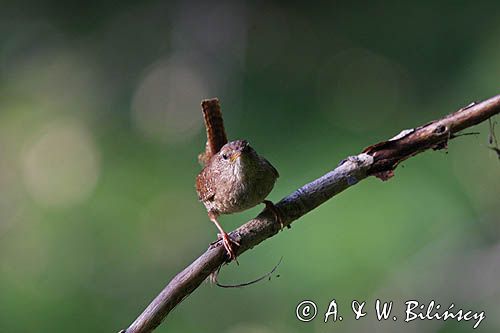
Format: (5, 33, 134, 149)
(263, 200, 286, 230)
(212, 232, 239, 263)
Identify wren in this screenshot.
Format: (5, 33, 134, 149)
(196, 98, 280, 261)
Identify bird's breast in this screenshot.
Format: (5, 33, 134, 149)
(214, 161, 277, 214)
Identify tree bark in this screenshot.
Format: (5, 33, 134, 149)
(121, 94, 500, 333)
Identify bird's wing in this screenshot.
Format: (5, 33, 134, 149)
(195, 166, 216, 202)
(263, 157, 279, 178)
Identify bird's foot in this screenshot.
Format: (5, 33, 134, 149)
(216, 232, 240, 264)
(263, 200, 286, 230)
(207, 212, 240, 264)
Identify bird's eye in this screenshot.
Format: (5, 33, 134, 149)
(222, 153, 228, 160)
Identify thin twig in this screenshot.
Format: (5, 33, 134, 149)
(121, 93, 500, 333)
(215, 257, 283, 288)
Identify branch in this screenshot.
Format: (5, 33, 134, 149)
(121, 94, 500, 333)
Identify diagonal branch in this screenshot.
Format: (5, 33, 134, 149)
(121, 93, 500, 333)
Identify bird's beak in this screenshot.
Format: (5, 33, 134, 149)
(230, 152, 241, 163)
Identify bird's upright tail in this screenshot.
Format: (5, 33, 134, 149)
(198, 98, 228, 166)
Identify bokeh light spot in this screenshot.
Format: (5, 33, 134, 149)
(22, 120, 100, 207)
(131, 56, 208, 144)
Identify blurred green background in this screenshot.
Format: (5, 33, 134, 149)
(0, 1, 499, 332)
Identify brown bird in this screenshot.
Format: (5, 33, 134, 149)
(196, 98, 280, 261)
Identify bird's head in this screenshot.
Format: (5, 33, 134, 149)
(212, 139, 257, 174)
